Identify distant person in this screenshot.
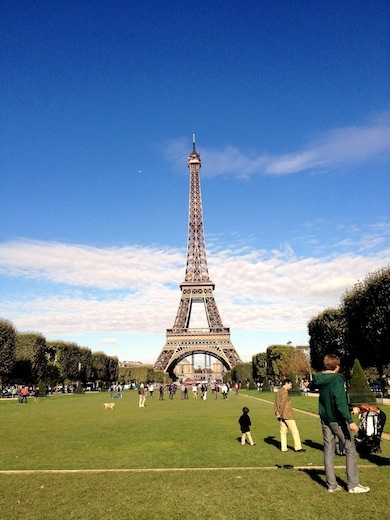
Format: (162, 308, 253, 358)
(239, 407, 256, 446)
(274, 379, 305, 452)
(138, 384, 146, 408)
(21, 386, 29, 404)
(221, 383, 228, 400)
(149, 384, 154, 398)
(33, 387, 39, 402)
(307, 354, 370, 493)
(159, 384, 164, 400)
(192, 384, 198, 399)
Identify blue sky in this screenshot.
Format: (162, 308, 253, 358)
(1, 1, 389, 364)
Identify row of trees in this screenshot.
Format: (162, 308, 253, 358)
(0, 318, 118, 389)
(308, 264, 390, 376)
(118, 365, 169, 385)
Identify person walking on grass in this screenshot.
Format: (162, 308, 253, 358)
(159, 384, 164, 400)
(138, 383, 146, 408)
(306, 354, 370, 494)
(239, 407, 256, 446)
(274, 379, 305, 453)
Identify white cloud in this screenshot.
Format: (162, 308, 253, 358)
(0, 240, 183, 290)
(0, 237, 388, 344)
(99, 338, 119, 345)
(162, 113, 390, 178)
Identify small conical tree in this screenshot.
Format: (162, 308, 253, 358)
(261, 376, 271, 392)
(348, 358, 376, 405)
(287, 373, 301, 396)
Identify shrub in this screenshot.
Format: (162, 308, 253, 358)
(348, 358, 376, 405)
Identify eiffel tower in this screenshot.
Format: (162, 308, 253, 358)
(154, 134, 242, 378)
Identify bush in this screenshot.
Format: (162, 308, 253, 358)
(74, 381, 83, 394)
(348, 358, 376, 405)
(288, 373, 302, 396)
(261, 377, 271, 392)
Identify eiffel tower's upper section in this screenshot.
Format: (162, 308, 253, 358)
(183, 133, 212, 287)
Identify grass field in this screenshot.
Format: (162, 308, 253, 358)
(0, 390, 389, 520)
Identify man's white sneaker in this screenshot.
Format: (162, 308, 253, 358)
(328, 485, 342, 493)
(348, 485, 370, 494)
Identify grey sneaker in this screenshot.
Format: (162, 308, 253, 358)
(328, 485, 342, 493)
(348, 485, 370, 494)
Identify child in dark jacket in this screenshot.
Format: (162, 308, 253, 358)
(239, 407, 256, 446)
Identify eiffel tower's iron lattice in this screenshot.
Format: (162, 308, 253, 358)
(154, 135, 242, 376)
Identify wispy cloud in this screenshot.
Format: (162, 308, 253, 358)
(162, 112, 390, 178)
(0, 235, 388, 341)
(0, 240, 183, 290)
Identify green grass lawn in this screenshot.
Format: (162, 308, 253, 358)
(0, 390, 389, 520)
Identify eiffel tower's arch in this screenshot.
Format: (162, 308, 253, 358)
(155, 329, 241, 379)
(154, 135, 242, 376)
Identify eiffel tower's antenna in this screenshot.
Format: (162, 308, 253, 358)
(192, 132, 196, 152)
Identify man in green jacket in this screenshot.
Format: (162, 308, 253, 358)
(308, 354, 370, 494)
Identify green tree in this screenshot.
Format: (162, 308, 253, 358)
(79, 347, 94, 384)
(261, 376, 271, 392)
(287, 372, 301, 396)
(308, 308, 346, 371)
(14, 332, 47, 384)
(45, 362, 61, 388)
(0, 318, 16, 386)
(47, 341, 80, 383)
(343, 265, 390, 374)
(348, 358, 376, 405)
(266, 345, 292, 380)
(126, 365, 155, 384)
(92, 352, 110, 386)
(107, 356, 119, 382)
(252, 352, 267, 381)
(231, 362, 253, 385)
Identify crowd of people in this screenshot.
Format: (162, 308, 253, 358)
(131, 381, 237, 403)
